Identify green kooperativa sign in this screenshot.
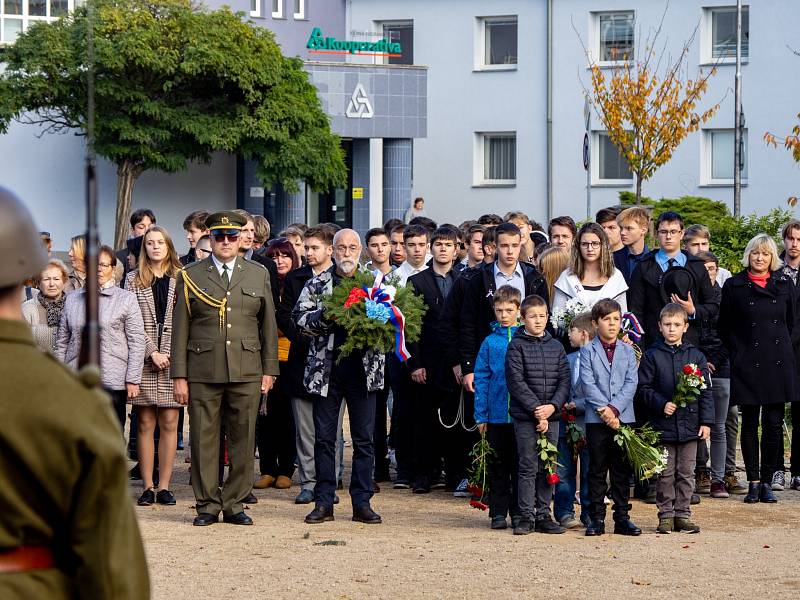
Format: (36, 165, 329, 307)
(306, 27, 402, 57)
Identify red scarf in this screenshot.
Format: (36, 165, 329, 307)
(747, 271, 770, 288)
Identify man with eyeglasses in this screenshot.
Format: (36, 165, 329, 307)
(171, 211, 279, 527)
(293, 229, 385, 526)
(628, 210, 719, 351)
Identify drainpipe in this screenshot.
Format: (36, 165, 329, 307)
(546, 0, 554, 220)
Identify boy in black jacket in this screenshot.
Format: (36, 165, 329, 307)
(638, 304, 714, 534)
(505, 295, 571, 535)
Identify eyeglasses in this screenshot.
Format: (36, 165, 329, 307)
(195, 247, 211, 255)
(580, 241, 601, 249)
(98, 262, 113, 269)
(657, 229, 682, 237)
(212, 233, 240, 242)
(335, 245, 360, 255)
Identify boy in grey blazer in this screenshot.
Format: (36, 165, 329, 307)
(579, 299, 641, 536)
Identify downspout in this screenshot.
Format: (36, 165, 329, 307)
(546, 0, 554, 220)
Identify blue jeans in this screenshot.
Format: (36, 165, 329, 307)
(554, 434, 590, 524)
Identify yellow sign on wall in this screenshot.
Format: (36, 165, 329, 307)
(352, 187, 364, 199)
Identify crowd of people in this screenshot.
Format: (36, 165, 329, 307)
(20, 202, 800, 535)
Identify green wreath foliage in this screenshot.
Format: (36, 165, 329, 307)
(322, 270, 427, 360)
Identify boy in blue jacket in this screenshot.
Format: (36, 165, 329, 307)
(474, 285, 522, 530)
(553, 312, 595, 529)
(638, 303, 713, 534)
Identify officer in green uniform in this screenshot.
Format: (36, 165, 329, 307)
(172, 211, 279, 526)
(0, 187, 149, 599)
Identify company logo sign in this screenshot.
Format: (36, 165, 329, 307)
(346, 84, 374, 119)
(307, 27, 401, 58)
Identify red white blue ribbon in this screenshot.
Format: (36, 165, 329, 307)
(363, 272, 411, 362)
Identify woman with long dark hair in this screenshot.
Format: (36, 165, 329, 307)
(253, 237, 300, 492)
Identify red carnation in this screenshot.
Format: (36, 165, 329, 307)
(343, 287, 367, 308)
(682, 365, 694, 375)
(567, 414, 576, 422)
(546, 473, 560, 485)
(469, 499, 489, 511)
(467, 484, 484, 497)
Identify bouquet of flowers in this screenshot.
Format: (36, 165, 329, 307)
(611, 421, 668, 482)
(561, 405, 586, 460)
(550, 297, 590, 330)
(323, 270, 426, 361)
(673, 363, 707, 408)
(619, 311, 644, 362)
(537, 432, 561, 485)
(467, 431, 495, 510)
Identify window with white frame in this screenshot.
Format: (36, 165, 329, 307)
(382, 21, 413, 65)
(596, 11, 635, 63)
(292, 0, 305, 20)
(595, 132, 633, 184)
(706, 6, 749, 61)
(703, 129, 748, 184)
(475, 133, 517, 185)
(476, 16, 518, 69)
(250, 0, 260, 18)
(272, 0, 283, 19)
(1, 0, 74, 45)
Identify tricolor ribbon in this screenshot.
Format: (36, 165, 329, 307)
(363, 272, 411, 362)
(621, 312, 644, 343)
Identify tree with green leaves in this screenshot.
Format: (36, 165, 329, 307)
(0, 0, 346, 248)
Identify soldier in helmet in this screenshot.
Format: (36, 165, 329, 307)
(0, 187, 149, 599)
(171, 211, 279, 526)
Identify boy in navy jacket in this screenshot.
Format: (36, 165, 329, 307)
(638, 303, 713, 534)
(474, 286, 522, 530)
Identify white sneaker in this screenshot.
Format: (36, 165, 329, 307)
(453, 478, 470, 498)
(771, 470, 785, 491)
(789, 476, 800, 491)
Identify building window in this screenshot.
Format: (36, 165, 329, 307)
(704, 129, 747, 184)
(250, 0, 260, 18)
(709, 6, 749, 60)
(271, 0, 283, 19)
(1, 0, 75, 45)
(475, 133, 516, 186)
(383, 21, 413, 65)
(476, 16, 518, 70)
(596, 11, 635, 63)
(292, 0, 305, 20)
(595, 133, 633, 184)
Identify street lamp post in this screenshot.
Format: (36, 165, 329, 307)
(733, 0, 743, 217)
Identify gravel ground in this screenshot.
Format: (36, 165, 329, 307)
(132, 427, 799, 600)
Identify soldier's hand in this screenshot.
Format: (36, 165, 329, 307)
(261, 375, 276, 394)
(174, 378, 190, 405)
(126, 383, 140, 400)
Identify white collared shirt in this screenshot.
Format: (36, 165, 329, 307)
(493, 261, 525, 299)
(211, 254, 237, 278)
(395, 260, 428, 287)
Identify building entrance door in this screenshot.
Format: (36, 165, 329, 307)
(318, 140, 353, 228)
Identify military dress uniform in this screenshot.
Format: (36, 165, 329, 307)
(0, 187, 149, 599)
(171, 212, 279, 523)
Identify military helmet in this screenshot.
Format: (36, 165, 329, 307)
(0, 187, 48, 287)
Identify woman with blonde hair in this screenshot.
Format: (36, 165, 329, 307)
(537, 246, 570, 309)
(22, 259, 69, 352)
(65, 234, 86, 292)
(124, 225, 183, 507)
(719, 233, 796, 504)
(552, 222, 628, 313)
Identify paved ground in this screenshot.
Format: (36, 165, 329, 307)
(133, 432, 799, 600)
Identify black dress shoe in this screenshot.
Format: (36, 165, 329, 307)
(352, 505, 382, 524)
(759, 482, 778, 503)
(193, 513, 218, 526)
(614, 519, 642, 536)
(243, 492, 258, 504)
(223, 512, 254, 525)
(137, 489, 155, 506)
(585, 520, 605, 536)
(412, 478, 431, 494)
(305, 505, 334, 524)
(156, 489, 176, 505)
(744, 482, 760, 503)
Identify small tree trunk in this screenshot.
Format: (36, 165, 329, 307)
(635, 173, 643, 205)
(115, 160, 142, 250)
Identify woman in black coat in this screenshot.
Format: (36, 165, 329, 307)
(718, 234, 798, 504)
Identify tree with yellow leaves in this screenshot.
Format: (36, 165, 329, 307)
(579, 15, 720, 204)
(764, 114, 800, 207)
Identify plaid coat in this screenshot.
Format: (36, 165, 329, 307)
(291, 267, 385, 398)
(124, 271, 180, 408)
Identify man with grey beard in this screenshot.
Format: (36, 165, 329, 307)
(292, 229, 385, 525)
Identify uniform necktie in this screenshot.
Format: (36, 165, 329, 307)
(222, 264, 230, 288)
(667, 258, 677, 270)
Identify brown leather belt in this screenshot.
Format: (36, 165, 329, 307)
(0, 547, 54, 573)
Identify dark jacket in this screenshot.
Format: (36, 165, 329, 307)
(440, 265, 481, 372)
(277, 264, 315, 400)
(613, 245, 649, 284)
(697, 282, 730, 378)
(718, 270, 799, 406)
(407, 264, 458, 391)
(249, 252, 281, 310)
(460, 261, 549, 374)
(627, 250, 719, 350)
(637, 340, 715, 443)
(505, 329, 570, 422)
